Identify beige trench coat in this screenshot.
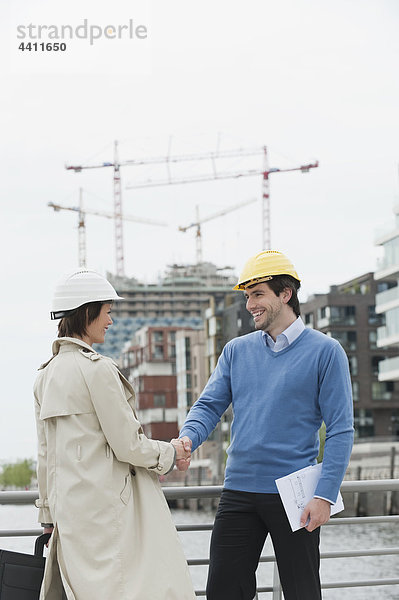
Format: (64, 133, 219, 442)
(34, 337, 195, 600)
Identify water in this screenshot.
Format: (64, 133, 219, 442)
(1, 505, 398, 599)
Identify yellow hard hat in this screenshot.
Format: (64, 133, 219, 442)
(233, 250, 301, 290)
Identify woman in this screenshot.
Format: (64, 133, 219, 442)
(34, 269, 195, 600)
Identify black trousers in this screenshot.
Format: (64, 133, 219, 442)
(206, 489, 321, 600)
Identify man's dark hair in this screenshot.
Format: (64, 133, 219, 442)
(58, 301, 105, 338)
(267, 275, 301, 317)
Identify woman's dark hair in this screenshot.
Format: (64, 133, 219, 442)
(58, 301, 105, 338)
(267, 275, 301, 317)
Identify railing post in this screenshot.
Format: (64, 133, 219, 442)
(390, 446, 396, 479)
(272, 561, 283, 600)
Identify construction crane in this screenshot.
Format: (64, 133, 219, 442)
(179, 197, 258, 264)
(67, 141, 318, 273)
(48, 188, 166, 268)
(66, 143, 271, 275)
(125, 145, 318, 249)
(66, 141, 137, 277)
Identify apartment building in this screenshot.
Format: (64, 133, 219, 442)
(302, 272, 399, 438)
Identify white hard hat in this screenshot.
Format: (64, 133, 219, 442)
(51, 269, 123, 320)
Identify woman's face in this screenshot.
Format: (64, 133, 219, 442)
(84, 303, 113, 346)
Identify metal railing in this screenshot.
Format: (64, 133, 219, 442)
(1, 480, 399, 598)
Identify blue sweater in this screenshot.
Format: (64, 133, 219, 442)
(180, 328, 354, 503)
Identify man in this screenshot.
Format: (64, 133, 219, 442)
(178, 250, 354, 600)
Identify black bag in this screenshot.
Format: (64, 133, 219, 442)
(0, 534, 51, 600)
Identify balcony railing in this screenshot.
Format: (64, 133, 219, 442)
(377, 323, 399, 348)
(376, 286, 399, 313)
(317, 316, 356, 328)
(1, 481, 399, 598)
(378, 355, 399, 381)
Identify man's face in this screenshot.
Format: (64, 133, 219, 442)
(244, 282, 284, 332)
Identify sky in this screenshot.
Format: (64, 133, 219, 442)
(1, 0, 398, 461)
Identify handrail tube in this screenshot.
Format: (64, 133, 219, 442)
(326, 514, 399, 525)
(321, 578, 399, 589)
(3, 516, 398, 538)
(187, 547, 399, 567)
(1, 478, 399, 505)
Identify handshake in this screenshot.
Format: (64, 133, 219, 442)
(170, 437, 192, 472)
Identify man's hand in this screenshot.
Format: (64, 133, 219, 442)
(300, 498, 331, 532)
(171, 437, 192, 471)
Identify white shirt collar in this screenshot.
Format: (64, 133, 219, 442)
(263, 317, 305, 352)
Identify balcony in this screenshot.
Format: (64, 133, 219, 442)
(317, 306, 356, 329)
(378, 356, 399, 382)
(374, 233, 399, 280)
(376, 286, 399, 314)
(377, 312, 399, 348)
(318, 315, 356, 328)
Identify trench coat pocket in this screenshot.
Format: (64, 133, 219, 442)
(120, 474, 132, 505)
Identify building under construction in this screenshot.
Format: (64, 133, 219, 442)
(99, 261, 237, 360)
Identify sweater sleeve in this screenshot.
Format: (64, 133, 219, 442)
(315, 342, 354, 503)
(83, 357, 175, 475)
(180, 343, 232, 451)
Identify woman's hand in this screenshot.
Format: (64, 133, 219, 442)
(171, 437, 192, 471)
(43, 526, 54, 547)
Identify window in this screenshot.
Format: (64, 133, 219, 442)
(354, 409, 374, 438)
(371, 381, 394, 401)
(318, 306, 356, 327)
(391, 409, 399, 437)
(352, 381, 359, 402)
(371, 356, 384, 377)
(329, 330, 357, 351)
(153, 346, 164, 360)
(369, 331, 377, 349)
(185, 337, 191, 370)
(377, 281, 396, 293)
(154, 393, 166, 407)
(332, 306, 356, 325)
(152, 330, 164, 360)
(304, 313, 314, 327)
(348, 355, 358, 377)
(368, 305, 383, 326)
